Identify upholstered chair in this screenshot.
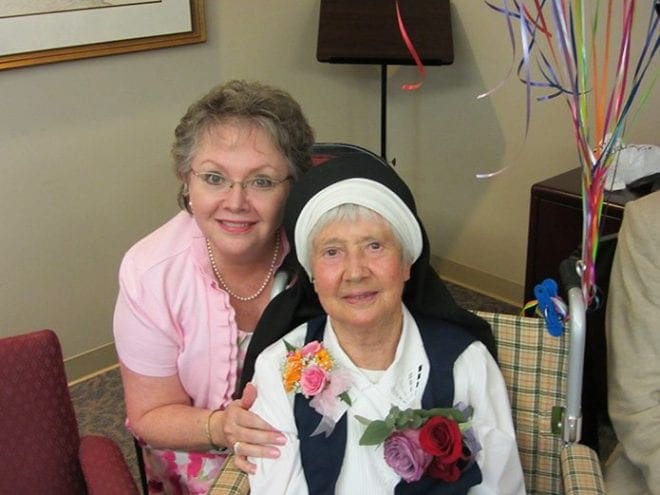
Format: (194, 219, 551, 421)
(0, 329, 139, 495)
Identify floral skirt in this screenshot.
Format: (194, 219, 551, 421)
(139, 440, 227, 494)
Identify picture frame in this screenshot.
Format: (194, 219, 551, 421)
(0, 0, 206, 71)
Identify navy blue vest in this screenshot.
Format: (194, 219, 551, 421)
(294, 314, 483, 495)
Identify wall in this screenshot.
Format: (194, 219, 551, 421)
(0, 1, 657, 378)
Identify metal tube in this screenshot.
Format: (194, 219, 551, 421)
(380, 64, 387, 161)
(564, 286, 586, 443)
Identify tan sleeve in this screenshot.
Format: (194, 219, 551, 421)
(606, 191, 660, 495)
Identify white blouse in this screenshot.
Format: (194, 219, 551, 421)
(249, 305, 526, 494)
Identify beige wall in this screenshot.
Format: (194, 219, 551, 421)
(1, 1, 657, 375)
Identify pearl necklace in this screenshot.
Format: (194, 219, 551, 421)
(205, 232, 280, 302)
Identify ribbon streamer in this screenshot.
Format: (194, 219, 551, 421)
(395, 0, 426, 90)
(482, 0, 658, 306)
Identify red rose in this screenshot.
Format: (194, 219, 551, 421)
(427, 455, 461, 482)
(418, 416, 463, 463)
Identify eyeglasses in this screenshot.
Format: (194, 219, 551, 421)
(191, 170, 293, 194)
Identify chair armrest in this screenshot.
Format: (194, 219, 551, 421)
(79, 435, 139, 495)
(560, 443, 606, 495)
(209, 454, 250, 495)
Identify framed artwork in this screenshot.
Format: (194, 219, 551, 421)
(0, 0, 205, 70)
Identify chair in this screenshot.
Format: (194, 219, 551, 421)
(476, 311, 604, 494)
(208, 311, 605, 494)
(0, 329, 139, 495)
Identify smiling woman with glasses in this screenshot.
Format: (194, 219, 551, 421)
(112, 80, 314, 494)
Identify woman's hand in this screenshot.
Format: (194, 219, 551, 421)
(221, 383, 287, 473)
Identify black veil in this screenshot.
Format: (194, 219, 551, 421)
(237, 144, 495, 395)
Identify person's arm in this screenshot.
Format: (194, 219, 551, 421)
(121, 364, 217, 449)
(454, 342, 526, 495)
(121, 364, 285, 456)
(114, 254, 285, 456)
(247, 339, 309, 495)
(606, 194, 660, 494)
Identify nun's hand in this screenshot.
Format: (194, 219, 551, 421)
(222, 383, 286, 473)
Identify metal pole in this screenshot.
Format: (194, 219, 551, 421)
(380, 64, 387, 161)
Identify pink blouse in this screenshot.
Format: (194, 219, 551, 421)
(113, 211, 288, 494)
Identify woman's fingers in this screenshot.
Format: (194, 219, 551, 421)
(220, 390, 288, 474)
(239, 382, 258, 408)
(233, 434, 282, 459)
(225, 401, 280, 436)
(222, 400, 286, 457)
(240, 425, 286, 450)
(233, 453, 256, 474)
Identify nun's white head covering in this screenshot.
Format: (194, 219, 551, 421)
(238, 146, 496, 395)
(294, 177, 423, 277)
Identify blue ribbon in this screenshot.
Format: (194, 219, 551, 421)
(534, 278, 564, 336)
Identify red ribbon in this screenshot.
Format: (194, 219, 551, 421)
(395, 0, 426, 90)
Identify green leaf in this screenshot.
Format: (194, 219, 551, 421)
(339, 391, 352, 406)
(395, 408, 414, 428)
(354, 415, 371, 426)
(459, 422, 473, 433)
(419, 407, 466, 422)
(385, 406, 402, 426)
(359, 420, 394, 445)
(410, 415, 426, 429)
(283, 340, 297, 352)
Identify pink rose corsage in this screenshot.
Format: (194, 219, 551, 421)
(282, 340, 352, 436)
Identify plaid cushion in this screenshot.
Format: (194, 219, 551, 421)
(208, 454, 249, 495)
(476, 311, 567, 495)
(560, 444, 606, 494)
(476, 311, 605, 495)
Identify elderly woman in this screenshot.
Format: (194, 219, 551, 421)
(113, 80, 314, 494)
(245, 151, 525, 494)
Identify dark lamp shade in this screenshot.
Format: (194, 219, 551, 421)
(317, 0, 453, 65)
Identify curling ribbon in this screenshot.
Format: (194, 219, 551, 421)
(480, 1, 658, 303)
(395, 0, 426, 90)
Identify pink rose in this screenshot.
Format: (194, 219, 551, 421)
(309, 366, 352, 418)
(383, 429, 433, 483)
(301, 341, 323, 357)
(300, 364, 328, 396)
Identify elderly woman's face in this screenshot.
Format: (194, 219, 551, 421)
(187, 123, 290, 262)
(310, 215, 411, 334)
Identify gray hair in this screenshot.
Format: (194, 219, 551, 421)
(307, 204, 415, 271)
(173, 80, 315, 211)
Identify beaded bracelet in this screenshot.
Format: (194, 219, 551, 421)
(205, 409, 222, 450)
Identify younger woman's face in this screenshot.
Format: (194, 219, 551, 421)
(187, 123, 291, 264)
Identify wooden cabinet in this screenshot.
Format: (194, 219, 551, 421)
(524, 168, 639, 300)
(524, 168, 641, 451)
